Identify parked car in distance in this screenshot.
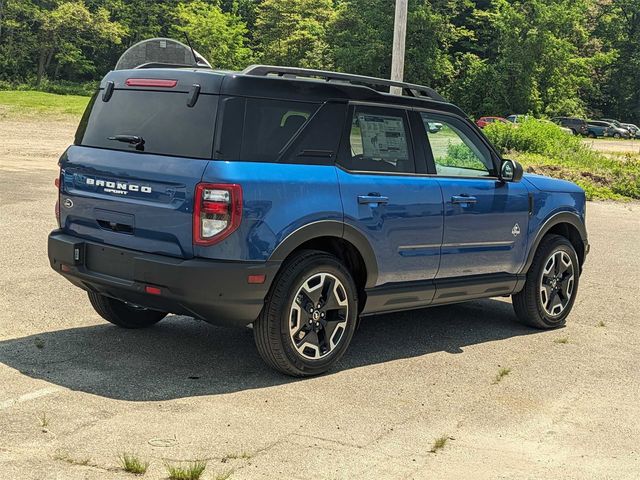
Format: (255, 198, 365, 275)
(539, 119, 573, 135)
(551, 117, 589, 136)
(621, 123, 639, 138)
(476, 116, 509, 128)
(48, 64, 589, 376)
(505, 114, 529, 124)
(586, 120, 614, 138)
(600, 118, 631, 138)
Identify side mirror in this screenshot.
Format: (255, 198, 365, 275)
(500, 159, 523, 182)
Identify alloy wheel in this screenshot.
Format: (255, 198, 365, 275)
(539, 250, 575, 317)
(289, 272, 349, 360)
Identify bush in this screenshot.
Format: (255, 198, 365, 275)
(483, 118, 582, 156)
(483, 118, 640, 200)
(0, 79, 95, 96)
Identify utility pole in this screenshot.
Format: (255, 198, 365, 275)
(390, 0, 408, 95)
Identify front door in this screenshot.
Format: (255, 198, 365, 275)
(336, 104, 443, 286)
(418, 112, 530, 278)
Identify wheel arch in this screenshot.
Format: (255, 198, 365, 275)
(522, 212, 587, 274)
(268, 221, 378, 292)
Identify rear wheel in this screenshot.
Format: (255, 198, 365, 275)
(88, 292, 167, 328)
(588, 132, 596, 138)
(512, 234, 579, 329)
(253, 250, 358, 376)
(614, 132, 621, 138)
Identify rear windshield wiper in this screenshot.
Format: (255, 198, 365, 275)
(108, 135, 145, 151)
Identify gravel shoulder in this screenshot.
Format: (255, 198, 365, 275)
(1, 118, 639, 479)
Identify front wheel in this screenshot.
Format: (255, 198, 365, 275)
(88, 292, 167, 328)
(253, 250, 358, 376)
(512, 234, 580, 329)
(613, 133, 621, 139)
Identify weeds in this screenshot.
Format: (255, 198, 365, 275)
(484, 118, 640, 201)
(493, 367, 512, 384)
(37, 412, 49, 428)
(554, 337, 569, 344)
(212, 471, 233, 480)
(119, 453, 149, 475)
(430, 435, 449, 453)
(597, 320, 606, 327)
(165, 460, 207, 480)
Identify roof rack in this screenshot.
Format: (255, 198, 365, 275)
(241, 65, 447, 103)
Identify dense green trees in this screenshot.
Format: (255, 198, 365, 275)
(0, 0, 637, 122)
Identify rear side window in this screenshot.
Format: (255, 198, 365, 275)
(240, 99, 319, 162)
(340, 105, 415, 174)
(76, 90, 218, 159)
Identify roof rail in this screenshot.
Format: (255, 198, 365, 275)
(241, 65, 447, 103)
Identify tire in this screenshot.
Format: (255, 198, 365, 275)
(588, 132, 596, 138)
(253, 250, 358, 377)
(88, 292, 167, 328)
(570, 128, 578, 136)
(512, 234, 579, 329)
(614, 133, 621, 139)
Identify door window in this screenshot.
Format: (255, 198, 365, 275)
(420, 113, 494, 177)
(340, 106, 415, 173)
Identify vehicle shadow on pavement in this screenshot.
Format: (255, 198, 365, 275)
(0, 298, 535, 401)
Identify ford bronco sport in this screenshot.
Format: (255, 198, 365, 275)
(48, 65, 589, 376)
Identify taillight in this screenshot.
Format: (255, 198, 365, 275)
(55, 175, 61, 227)
(193, 183, 242, 246)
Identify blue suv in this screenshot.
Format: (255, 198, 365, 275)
(48, 65, 589, 376)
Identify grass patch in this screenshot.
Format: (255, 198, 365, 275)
(429, 435, 449, 453)
(0, 90, 89, 119)
(554, 336, 569, 344)
(165, 460, 207, 480)
(213, 471, 233, 480)
(484, 119, 640, 201)
(119, 453, 149, 475)
(492, 367, 512, 384)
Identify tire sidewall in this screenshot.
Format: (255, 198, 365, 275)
(277, 256, 358, 375)
(530, 239, 580, 327)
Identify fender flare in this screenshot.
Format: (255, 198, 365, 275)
(520, 211, 587, 274)
(268, 220, 379, 288)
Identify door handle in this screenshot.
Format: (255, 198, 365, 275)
(451, 195, 477, 205)
(358, 194, 389, 205)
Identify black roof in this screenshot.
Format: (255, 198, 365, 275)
(101, 66, 466, 118)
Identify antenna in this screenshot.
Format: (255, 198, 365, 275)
(183, 33, 198, 66)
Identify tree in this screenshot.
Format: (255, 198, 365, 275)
(254, 0, 335, 68)
(171, 0, 252, 70)
(34, 1, 124, 85)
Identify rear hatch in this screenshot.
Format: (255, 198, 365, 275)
(60, 69, 223, 258)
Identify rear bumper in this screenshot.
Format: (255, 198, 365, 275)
(48, 230, 279, 327)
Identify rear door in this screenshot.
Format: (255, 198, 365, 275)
(61, 72, 221, 258)
(336, 104, 443, 287)
(419, 112, 530, 278)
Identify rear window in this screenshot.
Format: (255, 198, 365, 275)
(75, 90, 218, 159)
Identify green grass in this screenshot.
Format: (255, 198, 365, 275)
(37, 412, 50, 428)
(429, 435, 449, 453)
(165, 460, 207, 480)
(492, 367, 512, 384)
(119, 453, 149, 475)
(221, 452, 252, 462)
(484, 119, 640, 201)
(0, 90, 89, 118)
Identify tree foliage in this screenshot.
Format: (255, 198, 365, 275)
(0, 0, 637, 122)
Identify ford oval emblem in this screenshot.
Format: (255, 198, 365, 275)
(63, 198, 74, 209)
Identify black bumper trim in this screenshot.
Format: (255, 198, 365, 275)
(48, 231, 279, 327)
